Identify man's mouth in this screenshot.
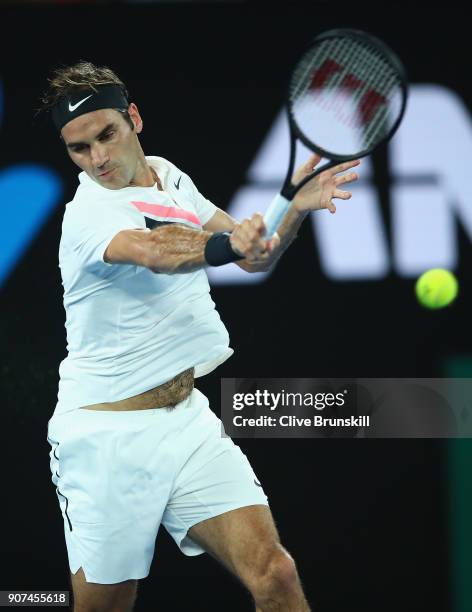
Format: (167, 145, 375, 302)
(99, 168, 115, 178)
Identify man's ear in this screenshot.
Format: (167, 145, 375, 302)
(128, 102, 143, 133)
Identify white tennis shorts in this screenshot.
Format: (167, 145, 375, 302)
(46, 388, 268, 584)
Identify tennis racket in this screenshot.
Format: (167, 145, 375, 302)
(263, 28, 408, 238)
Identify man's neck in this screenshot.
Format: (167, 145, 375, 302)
(128, 159, 162, 190)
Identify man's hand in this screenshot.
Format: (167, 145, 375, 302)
(292, 153, 360, 214)
(230, 213, 280, 263)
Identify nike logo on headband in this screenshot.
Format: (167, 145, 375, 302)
(68, 94, 93, 112)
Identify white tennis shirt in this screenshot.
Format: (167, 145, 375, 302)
(54, 156, 233, 416)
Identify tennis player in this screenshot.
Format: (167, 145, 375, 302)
(42, 62, 359, 612)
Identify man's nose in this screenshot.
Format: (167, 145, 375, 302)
(91, 143, 109, 168)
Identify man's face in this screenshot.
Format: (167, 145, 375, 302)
(61, 105, 142, 190)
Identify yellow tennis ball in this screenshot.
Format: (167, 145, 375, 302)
(415, 269, 458, 309)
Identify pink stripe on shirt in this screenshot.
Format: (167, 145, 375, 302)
(131, 201, 201, 226)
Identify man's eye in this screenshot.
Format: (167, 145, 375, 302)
(100, 131, 114, 141)
(73, 145, 86, 153)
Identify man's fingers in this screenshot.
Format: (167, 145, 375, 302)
(241, 214, 265, 233)
(334, 172, 358, 186)
(251, 212, 266, 235)
(306, 153, 321, 171)
(329, 159, 361, 176)
(241, 218, 265, 243)
(236, 239, 266, 258)
(233, 215, 270, 258)
(292, 153, 322, 183)
(333, 189, 352, 200)
(268, 232, 280, 252)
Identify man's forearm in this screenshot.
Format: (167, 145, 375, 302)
(147, 224, 212, 273)
(145, 212, 302, 275)
(275, 202, 308, 250)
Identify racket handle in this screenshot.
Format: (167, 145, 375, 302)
(263, 193, 291, 238)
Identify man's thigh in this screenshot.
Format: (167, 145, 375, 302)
(70, 567, 137, 612)
(161, 395, 268, 557)
(188, 504, 281, 578)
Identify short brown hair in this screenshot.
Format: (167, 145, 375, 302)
(40, 60, 129, 110)
(39, 61, 134, 130)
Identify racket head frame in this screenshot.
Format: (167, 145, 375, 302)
(281, 28, 409, 199)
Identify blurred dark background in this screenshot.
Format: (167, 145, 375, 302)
(1, 2, 471, 611)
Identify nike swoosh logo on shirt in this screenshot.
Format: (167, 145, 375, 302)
(68, 95, 93, 112)
(174, 175, 182, 190)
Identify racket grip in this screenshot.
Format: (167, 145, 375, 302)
(263, 193, 291, 238)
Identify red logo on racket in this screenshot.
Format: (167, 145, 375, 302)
(308, 59, 387, 127)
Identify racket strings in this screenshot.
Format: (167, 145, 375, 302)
(343, 44, 402, 146)
(292, 38, 401, 112)
(289, 35, 404, 154)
